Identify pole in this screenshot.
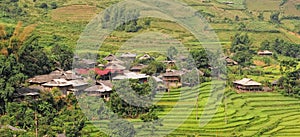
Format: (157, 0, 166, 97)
(35, 109, 38, 137)
(196, 94, 199, 120)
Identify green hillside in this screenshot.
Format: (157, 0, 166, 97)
(0, 0, 300, 136)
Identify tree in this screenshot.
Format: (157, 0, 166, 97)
(50, 44, 73, 70)
(230, 33, 251, 52)
(270, 12, 280, 24)
(190, 48, 209, 69)
(141, 61, 166, 75)
(109, 119, 136, 137)
(139, 107, 162, 136)
(260, 40, 271, 50)
(18, 36, 52, 77)
(109, 80, 154, 118)
(235, 15, 239, 21)
(0, 55, 26, 114)
(39, 3, 48, 9)
(257, 12, 264, 21)
(231, 33, 254, 66)
(50, 2, 58, 9)
(167, 46, 178, 60)
(0, 21, 36, 59)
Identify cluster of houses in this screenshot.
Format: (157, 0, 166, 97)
(15, 50, 277, 99)
(16, 53, 193, 100)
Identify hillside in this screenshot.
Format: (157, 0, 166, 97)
(0, 0, 300, 136)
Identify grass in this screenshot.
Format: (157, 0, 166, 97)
(245, 0, 281, 11)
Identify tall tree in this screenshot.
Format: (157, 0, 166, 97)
(50, 44, 73, 70)
(18, 36, 52, 77)
(0, 55, 26, 114)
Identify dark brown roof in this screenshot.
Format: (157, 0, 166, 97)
(15, 87, 40, 97)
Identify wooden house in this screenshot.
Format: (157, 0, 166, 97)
(233, 78, 262, 91)
(130, 64, 148, 73)
(42, 79, 73, 95)
(83, 82, 113, 100)
(163, 70, 184, 88)
(162, 60, 176, 69)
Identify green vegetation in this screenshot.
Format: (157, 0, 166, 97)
(0, 0, 300, 136)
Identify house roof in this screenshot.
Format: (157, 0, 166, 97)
(130, 64, 148, 71)
(105, 63, 126, 70)
(139, 54, 152, 60)
(258, 50, 273, 55)
(67, 79, 88, 87)
(120, 52, 137, 58)
(81, 59, 97, 65)
(233, 78, 262, 86)
(28, 70, 82, 84)
(15, 87, 40, 96)
(113, 72, 149, 80)
(97, 80, 113, 88)
(163, 70, 184, 77)
(94, 68, 111, 76)
(110, 59, 124, 64)
(151, 76, 163, 83)
(42, 79, 72, 87)
(0, 125, 26, 132)
(223, 56, 238, 65)
(162, 60, 176, 64)
(84, 83, 112, 92)
(28, 75, 54, 84)
(104, 54, 117, 61)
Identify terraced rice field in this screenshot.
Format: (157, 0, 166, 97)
(153, 83, 300, 136)
(83, 82, 300, 136)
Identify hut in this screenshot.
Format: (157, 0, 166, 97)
(233, 78, 262, 91)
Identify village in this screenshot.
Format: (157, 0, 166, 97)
(15, 49, 280, 101)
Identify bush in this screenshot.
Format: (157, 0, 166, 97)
(39, 3, 48, 9)
(50, 2, 58, 9)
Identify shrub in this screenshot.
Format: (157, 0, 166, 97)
(39, 3, 48, 9)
